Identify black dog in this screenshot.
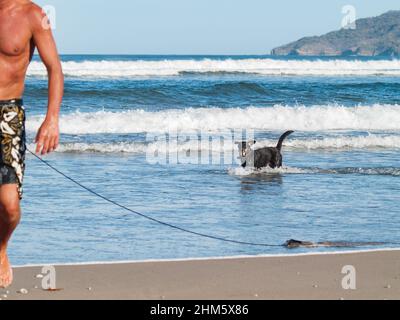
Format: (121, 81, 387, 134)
(237, 131, 294, 169)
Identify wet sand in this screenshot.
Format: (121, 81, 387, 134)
(2, 250, 400, 300)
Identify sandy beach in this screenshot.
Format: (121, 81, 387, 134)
(1, 249, 399, 300)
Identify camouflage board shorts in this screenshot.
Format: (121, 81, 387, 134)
(0, 99, 26, 199)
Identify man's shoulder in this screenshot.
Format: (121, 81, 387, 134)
(25, 1, 45, 16)
(23, 1, 47, 29)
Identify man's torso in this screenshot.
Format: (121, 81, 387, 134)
(0, 0, 36, 100)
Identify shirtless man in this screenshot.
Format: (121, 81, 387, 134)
(0, 0, 63, 288)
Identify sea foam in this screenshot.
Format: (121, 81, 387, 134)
(25, 134, 400, 155)
(26, 104, 400, 134)
(228, 166, 400, 177)
(27, 58, 400, 77)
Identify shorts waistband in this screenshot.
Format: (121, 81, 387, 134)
(0, 99, 23, 107)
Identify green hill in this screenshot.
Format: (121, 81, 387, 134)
(271, 10, 400, 56)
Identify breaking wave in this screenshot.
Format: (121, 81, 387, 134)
(27, 58, 400, 78)
(25, 134, 400, 155)
(26, 104, 400, 134)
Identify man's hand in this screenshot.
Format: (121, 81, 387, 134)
(35, 117, 59, 155)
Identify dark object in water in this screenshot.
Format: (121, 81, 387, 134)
(285, 239, 385, 249)
(237, 131, 294, 169)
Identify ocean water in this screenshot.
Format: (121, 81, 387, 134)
(10, 55, 400, 265)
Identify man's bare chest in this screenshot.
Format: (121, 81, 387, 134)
(0, 18, 31, 56)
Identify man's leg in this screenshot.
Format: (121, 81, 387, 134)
(0, 184, 21, 288)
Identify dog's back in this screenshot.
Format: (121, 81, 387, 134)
(252, 147, 281, 169)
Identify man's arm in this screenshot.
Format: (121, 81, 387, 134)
(30, 5, 64, 155)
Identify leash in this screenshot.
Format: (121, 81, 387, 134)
(27, 149, 400, 249)
(27, 149, 283, 248)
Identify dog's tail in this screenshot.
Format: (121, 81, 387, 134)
(276, 130, 294, 151)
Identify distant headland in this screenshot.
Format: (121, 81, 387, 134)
(271, 10, 400, 57)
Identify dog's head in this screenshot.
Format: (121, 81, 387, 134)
(235, 140, 256, 159)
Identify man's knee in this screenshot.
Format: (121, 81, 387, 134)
(0, 202, 21, 226)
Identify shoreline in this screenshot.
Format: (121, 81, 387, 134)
(13, 247, 400, 268)
(3, 249, 400, 300)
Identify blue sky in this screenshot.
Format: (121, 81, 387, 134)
(35, 0, 399, 55)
